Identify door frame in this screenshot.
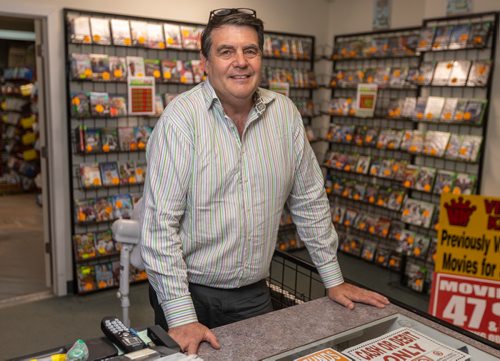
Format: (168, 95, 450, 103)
(1, 4, 72, 296)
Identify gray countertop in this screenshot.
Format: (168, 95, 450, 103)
(198, 297, 500, 361)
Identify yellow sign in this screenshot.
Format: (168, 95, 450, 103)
(436, 194, 500, 281)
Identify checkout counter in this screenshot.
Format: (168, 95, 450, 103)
(13, 296, 499, 361)
(197, 297, 500, 360)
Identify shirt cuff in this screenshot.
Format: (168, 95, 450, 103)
(161, 295, 199, 328)
(316, 259, 344, 289)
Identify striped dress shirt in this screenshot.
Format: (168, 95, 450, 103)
(141, 80, 344, 328)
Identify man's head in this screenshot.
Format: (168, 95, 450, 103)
(201, 8, 264, 59)
(200, 9, 264, 108)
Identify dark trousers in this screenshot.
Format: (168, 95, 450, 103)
(149, 280, 273, 330)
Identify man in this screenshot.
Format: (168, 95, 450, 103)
(141, 8, 389, 355)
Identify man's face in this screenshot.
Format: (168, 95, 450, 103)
(202, 25, 262, 106)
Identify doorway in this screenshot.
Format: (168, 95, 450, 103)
(0, 15, 52, 305)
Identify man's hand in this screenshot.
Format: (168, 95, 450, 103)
(328, 282, 390, 310)
(168, 322, 220, 355)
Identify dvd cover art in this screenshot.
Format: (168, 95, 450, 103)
(94, 196, 114, 222)
(440, 98, 458, 122)
(424, 96, 445, 121)
(432, 25, 452, 50)
(71, 53, 92, 80)
(99, 161, 120, 186)
(434, 170, 456, 195)
(448, 60, 471, 86)
(411, 234, 430, 260)
(340, 236, 363, 257)
(75, 198, 96, 223)
(70, 92, 90, 118)
(126, 56, 145, 77)
(147, 23, 165, 49)
(118, 127, 136, 151)
(191, 60, 204, 83)
(145, 58, 162, 80)
(412, 97, 427, 121)
(163, 23, 182, 49)
(445, 134, 463, 160)
(467, 21, 492, 48)
(386, 98, 405, 118)
(448, 23, 471, 49)
(361, 241, 377, 262)
(343, 208, 359, 227)
(109, 56, 127, 81)
(130, 20, 148, 46)
(416, 27, 435, 52)
(405, 263, 427, 292)
(389, 67, 409, 88)
(178, 60, 194, 84)
(451, 98, 468, 122)
(90, 17, 111, 45)
(90, 92, 110, 117)
(95, 262, 114, 289)
(134, 162, 147, 184)
(401, 97, 416, 118)
(82, 127, 101, 153)
(180, 25, 201, 49)
(95, 229, 115, 256)
(416, 62, 435, 86)
(402, 164, 419, 189)
(364, 185, 379, 204)
(387, 188, 406, 211)
(467, 60, 492, 86)
(432, 61, 454, 86)
(352, 182, 367, 201)
(80, 162, 102, 188)
(161, 59, 181, 83)
(401, 198, 435, 228)
(74, 232, 96, 260)
(374, 67, 391, 86)
(423, 130, 450, 157)
(331, 205, 346, 224)
(388, 252, 402, 271)
(110, 18, 132, 46)
(463, 99, 486, 124)
(374, 246, 391, 267)
(427, 238, 438, 264)
(109, 96, 127, 117)
(118, 161, 136, 185)
(134, 125, 152, 150)
(154, 94, 164, 116)
(453, 173, 477, 195)
(458, 135, 482, 162)
(77, 265, 96, 293)
(355, 155, 371, 174)
(69, 15, 92, 44)
(112, 194, 133, 219)
(90, 54, 111, 81)
(364, 127, 379, 147)
(414, 167, 436, 193)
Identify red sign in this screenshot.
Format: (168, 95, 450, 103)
(429, 272, 500, 344)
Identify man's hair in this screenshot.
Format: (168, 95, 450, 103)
(201, 12, 264, 58)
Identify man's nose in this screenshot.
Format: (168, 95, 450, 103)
(233, 50, 248, 67)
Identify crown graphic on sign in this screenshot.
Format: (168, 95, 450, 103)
(444, 197, 476, 227)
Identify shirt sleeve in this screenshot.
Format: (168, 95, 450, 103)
(286, 108, 344, 289)
(141, 110, 198, 328)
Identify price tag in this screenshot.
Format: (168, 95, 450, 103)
(430, 273, 500, 344)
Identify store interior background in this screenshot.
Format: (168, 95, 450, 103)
(0, 0, 499, 357)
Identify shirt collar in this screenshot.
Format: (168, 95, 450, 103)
(201, 80, 276, 116)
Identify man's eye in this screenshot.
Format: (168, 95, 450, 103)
(244, 49, 258, 57)
(220, 49, 233, 57)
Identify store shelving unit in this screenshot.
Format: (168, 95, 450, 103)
(64, 8, 317, 294)
(284, 13, 498, 311)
